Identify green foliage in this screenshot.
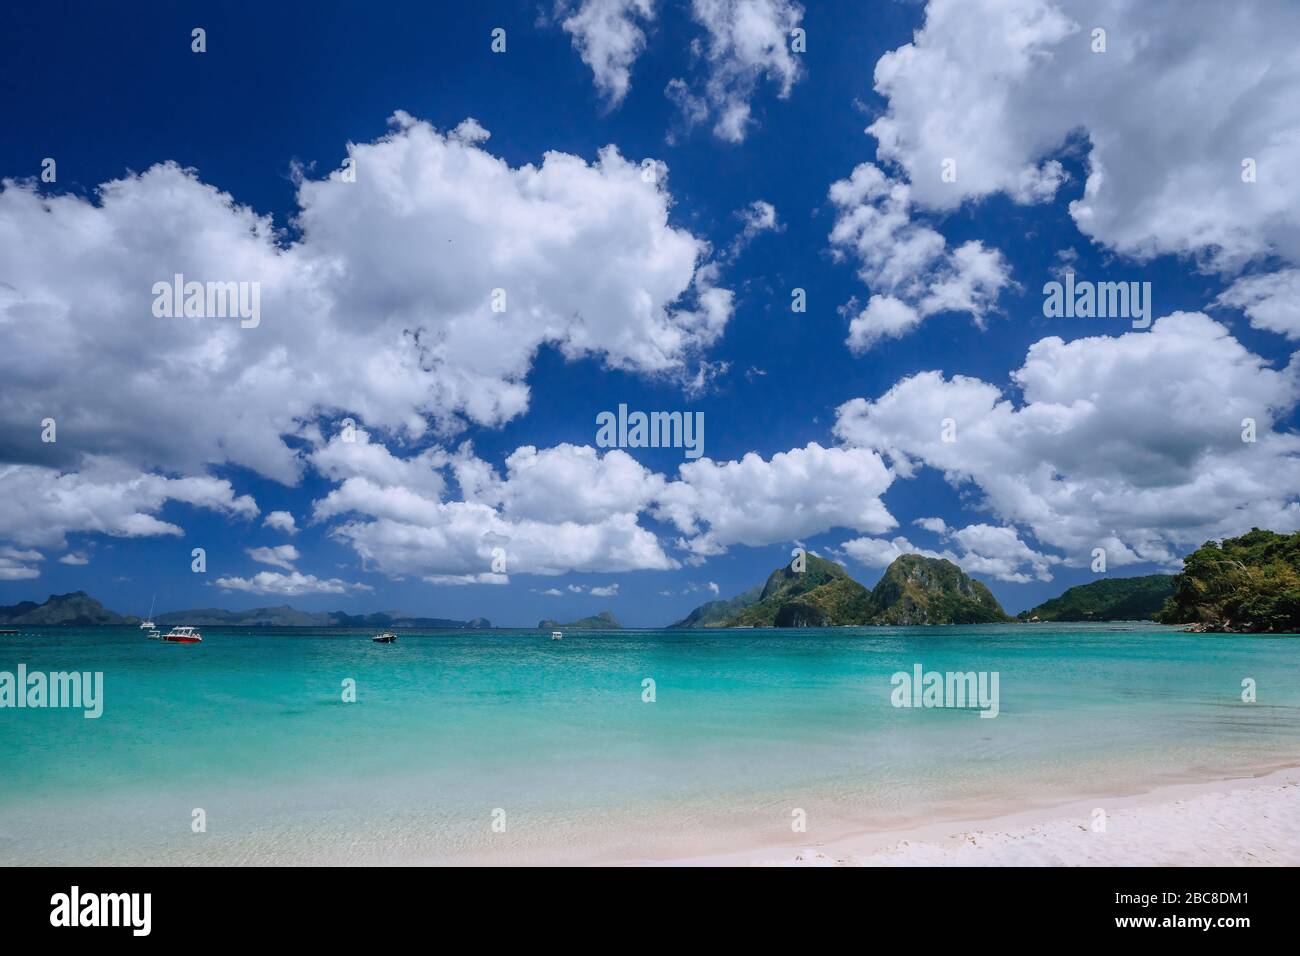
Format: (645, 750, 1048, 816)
(870, 555, 1009, 625)
(1156, 528, 1300, 633)
(727, 555, 874, 626)
(669, 584, 764, 627)
(704, 553, 1010, 627)
(1018, 575, 1174, 622)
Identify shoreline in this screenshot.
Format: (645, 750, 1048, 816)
(655, 763, 1300, 866)
(6, 761, 1298, 866)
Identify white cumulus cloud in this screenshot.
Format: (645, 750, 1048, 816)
(0, 113, 732, 569)
(558, 0, 657, 106)
(263, 511, 298, 535)
(669, 0, 805, 142)
(828, 163, 1013, 352)
(247, 544, 300, 571)
(0, 457, 257, 551)
(866, 0, 1300, 274)
(0, 115, 729, 482)
(654, 442, 896, 557)
(0, 546, 42, 580)
(1215, 270, 1300, 340)
(213, 571, 371, 597)
(835, 313, 1300, 568)
(310, 439, 676, 579)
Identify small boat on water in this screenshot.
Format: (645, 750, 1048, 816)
(140, 595, 158, 635)
(372, 631, 397, 643)
(551, 630, 563, 641)
(161, 625, 202, 644)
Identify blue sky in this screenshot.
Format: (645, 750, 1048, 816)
(2, 0, 1298, 625)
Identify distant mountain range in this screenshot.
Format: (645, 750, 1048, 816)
(0, 592, 489, 629)
(1018, 575, 1174, 622)
(671, 553, 1009, 627)
(156, 606, 491, 629)
(11, 532, 1292, 632)
(538, 611, 620, 630)
(0, 592, 140, 627)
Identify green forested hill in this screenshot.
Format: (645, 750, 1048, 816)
(671, 553, 1011, 627)
(669, 584, 764, 627)
(870, 555, 1009, 625)
(727, 554, 875, 627)
(1157, 529, 1300, 632)
(1019, 575, 1174, 622)
(0, 592, 138, 627)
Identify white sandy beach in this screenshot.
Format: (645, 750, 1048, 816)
(669, 766, 1300, 866)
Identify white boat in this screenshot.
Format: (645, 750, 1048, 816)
(161, 625, 202, 644)
(551, 630, 563, 641)
(372, 631, 397, 643)
(139, 594, 157, 633)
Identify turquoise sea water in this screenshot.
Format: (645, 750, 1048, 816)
(1, 623, 1297, 865)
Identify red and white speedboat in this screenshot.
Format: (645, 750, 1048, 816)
(161, 625, 203, 644)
